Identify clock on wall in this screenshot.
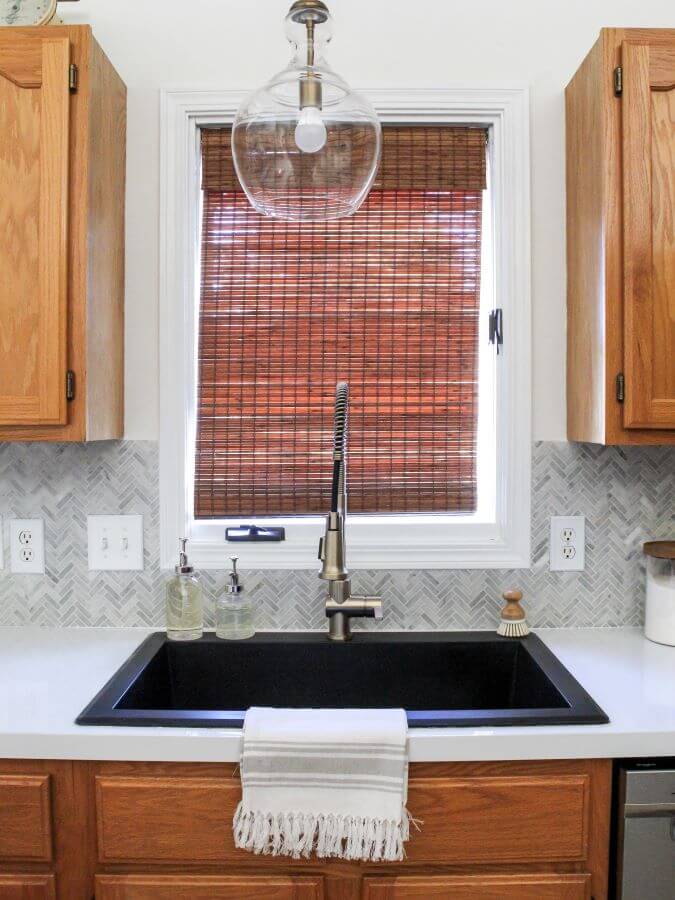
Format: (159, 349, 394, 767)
(0, 0, 78, 26)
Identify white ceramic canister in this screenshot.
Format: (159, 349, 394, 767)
(644, 541, 675, 647)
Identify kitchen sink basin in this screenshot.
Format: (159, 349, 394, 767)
(77, 632, 608, 728)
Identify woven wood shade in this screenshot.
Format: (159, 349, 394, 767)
(195, 125, 487, 518)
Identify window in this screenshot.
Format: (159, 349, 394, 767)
(160, 89, 531, 570)
(196, 126, 485, 518)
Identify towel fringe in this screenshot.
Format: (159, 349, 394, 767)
(233, 801, 412, 862)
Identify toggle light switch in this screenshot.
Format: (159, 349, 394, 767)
(87, 515, 144, 571)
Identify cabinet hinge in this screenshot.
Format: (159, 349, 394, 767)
(616, 372, 625, 403)
(488, 308, 504, 354)
(614, 65, 623, 97)
(69, 63, 79, 93)
(66, 370, 75, 402)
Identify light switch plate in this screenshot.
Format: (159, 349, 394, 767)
(10, 519, 45, 574)
(87, 515, 144, 571)
(550, 515, 585, 572)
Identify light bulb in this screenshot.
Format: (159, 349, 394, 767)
(294, 106, 327, 153)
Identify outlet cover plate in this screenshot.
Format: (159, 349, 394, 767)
(550, 515, 585, 572)
(87, 515, 144, 571)
(9, 519, 45, 574)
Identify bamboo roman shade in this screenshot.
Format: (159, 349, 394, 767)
(195, 125, 487, 518)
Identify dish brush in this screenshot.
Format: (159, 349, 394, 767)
(497, 589, 530, 637)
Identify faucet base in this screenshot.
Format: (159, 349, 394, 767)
(327, 611, 352, 642)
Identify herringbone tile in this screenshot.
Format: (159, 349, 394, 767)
(0, 441, 673, 629)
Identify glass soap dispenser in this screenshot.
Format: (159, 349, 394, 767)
(166, 538, 203, 641)
(216, 557, 255, 640)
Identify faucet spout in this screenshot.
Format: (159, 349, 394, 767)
(319, 382, 383, 641)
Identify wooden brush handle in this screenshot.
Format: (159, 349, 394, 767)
(501, 590, 526, 622)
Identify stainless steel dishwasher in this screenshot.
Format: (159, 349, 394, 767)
(616, 763, 675, 899)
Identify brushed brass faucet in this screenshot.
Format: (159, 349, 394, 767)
(318, 383, 383, 641)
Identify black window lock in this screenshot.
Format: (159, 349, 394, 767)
(225, 524, 286, 542)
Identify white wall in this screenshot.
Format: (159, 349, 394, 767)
(63, 0, 674, 441)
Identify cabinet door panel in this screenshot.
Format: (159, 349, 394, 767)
(95, 875, 323, 900)
(0, 876, 55, 900)
(623, 38, 675, 428)
(363, 874, 591, 900)
(0, 775, 52, 861)
(0, 34, 69, 425)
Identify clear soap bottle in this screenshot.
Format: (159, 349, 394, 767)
(166, 538, 203, 641)
(216, 557, 255, 640)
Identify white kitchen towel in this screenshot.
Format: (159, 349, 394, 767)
(233, 706, 413, 861)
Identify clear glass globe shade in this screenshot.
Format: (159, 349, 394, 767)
(232, 36, 381, 221)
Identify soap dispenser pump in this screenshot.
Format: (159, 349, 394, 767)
(216, 557, 255, 640)
(166, 538, 204, 641)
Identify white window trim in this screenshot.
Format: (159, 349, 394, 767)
(159, 87, 531, 571)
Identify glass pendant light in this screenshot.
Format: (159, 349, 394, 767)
(232, 0, 381, 222)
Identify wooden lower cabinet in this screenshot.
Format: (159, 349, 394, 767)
(0, 758, 611, 900)
(0, 876, 55, 900)
(362, 874, 591, 899)
(95, 875, 324, 900)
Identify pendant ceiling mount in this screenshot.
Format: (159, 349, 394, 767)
(288, 0, 330, 25)
(231, 1, 382, 222)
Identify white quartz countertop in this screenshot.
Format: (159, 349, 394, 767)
(0, 626, 674, 763)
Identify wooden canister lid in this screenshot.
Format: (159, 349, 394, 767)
(643, 541, 675, 560)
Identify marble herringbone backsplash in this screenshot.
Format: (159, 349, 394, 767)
(0, 441, 673, 628)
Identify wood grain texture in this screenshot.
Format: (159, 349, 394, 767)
(0, 759, 94, 900)
(0, 26, 126, 442)
(566, 33, 608, 443)
(623, 39, 675, 428)
(95, 875, 324, 900)
(0, 34, 70, 426)
(0, 775, 52, 862)
(0, 33, 42, 87)
(95, 775, 242, 863)
(362, 874, 591, 900)
(566, 27, 675, 444)
(36, 37, 69, 425)
(651, 89, 675, 408)
(83, 35, 125, 440)
(93, 760, 608, 875)
(404, 774, 589, 864)
(0, 877, 55, 900)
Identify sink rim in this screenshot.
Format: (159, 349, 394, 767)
(76, 631, 609, 729)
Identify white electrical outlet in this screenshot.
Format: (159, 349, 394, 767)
(87, 515, 144, 571)
(9, 519, 45, 574)
(550, 516, 585, 572)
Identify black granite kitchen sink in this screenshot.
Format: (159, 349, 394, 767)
(76, 631, 608, 728)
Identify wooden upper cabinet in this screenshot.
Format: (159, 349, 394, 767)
(0, 26, 126, 441)
(566, 28, 675, 444)
(0, 34, 69, 426)
(622, 40, 675, 428)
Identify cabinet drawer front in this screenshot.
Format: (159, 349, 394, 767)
(363, 874, 591, 900)
(97, 773, 590, 866)
(0, 775, 52, 861)
(95, 875, 323, 900)
(405, 775, 590, 863)
(96, 775, 241, 862)
(0, 876, 56, 900)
